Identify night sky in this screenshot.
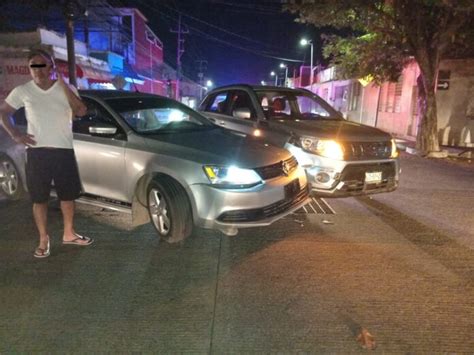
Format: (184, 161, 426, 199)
(117, 0, 324, 86)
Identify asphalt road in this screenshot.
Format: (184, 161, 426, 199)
(0, 153, 473, 353)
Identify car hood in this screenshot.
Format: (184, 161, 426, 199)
(142, 127, 291, 168)
(269, 119, 392, 142)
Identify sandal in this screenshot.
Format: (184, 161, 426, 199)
(62, 233, 93, 246)
(34, 240, 50, 258)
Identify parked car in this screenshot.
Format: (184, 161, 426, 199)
(199, 84, 400, 197)
(0, 90, 310, 241)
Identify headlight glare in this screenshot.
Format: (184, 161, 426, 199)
(203, 165, 262, 187)
(299, 137, 344, 160)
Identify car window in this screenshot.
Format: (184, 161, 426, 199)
(73, 97, 121, 136)
(229, 90, 257, 120)
(256, 90, 340, 121)
(106, 96, 215, 134)
(204, 92, 229, 114)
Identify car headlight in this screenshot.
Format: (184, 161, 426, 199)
(390, 139, 399, 158)
(203, 165, 262, 188)
(299, 137, 344, 160)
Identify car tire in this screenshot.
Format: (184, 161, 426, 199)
(0, 155, 25, 200)
(147, 176, 193, 243)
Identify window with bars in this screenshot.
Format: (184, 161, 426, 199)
(349, 82, 361, 111)
(379, 75, 403, 113)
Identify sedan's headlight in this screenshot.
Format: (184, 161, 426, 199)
(390, 138, 399, 158)
(299, 137, 344, 160)
(203, 165, 262, 188)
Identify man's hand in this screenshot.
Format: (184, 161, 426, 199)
(12, 133, 36, 146)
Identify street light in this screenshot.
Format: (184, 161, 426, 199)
(261, 80, 266, 85)
(300, 38, 314, 91)
(206, 80, 213, 89)
(280, 63, 288, 87)
(270, 71, 278, 86)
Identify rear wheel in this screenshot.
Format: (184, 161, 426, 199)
(0, 155, 24, 200)
(147, 176, 193, 243)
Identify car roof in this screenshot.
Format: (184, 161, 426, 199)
(79, 90, 168, 100)
(206, 84, 312, 96)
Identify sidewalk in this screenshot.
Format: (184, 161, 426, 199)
(395, 137, 473, 162)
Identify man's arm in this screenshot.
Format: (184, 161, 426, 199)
(57, 74, 87, 118)
(0, 102, 36, 146)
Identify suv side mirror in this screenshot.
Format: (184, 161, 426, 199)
(233, 107, 251, 119)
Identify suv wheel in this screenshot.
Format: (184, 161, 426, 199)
(0, 155, 24, 200)
(147, 177, 193, 243)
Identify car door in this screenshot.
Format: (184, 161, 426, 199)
(201, 90, 258, 135)
(72, 97, 128, 202)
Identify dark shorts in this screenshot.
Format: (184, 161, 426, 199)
(26, 148, 82, 203)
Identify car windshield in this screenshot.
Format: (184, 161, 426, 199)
(256, 90, 342, 121)
(105, 97, 216, 134)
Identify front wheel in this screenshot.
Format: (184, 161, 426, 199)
(0, 155, 25, 200)
(147, 176, 193, 243)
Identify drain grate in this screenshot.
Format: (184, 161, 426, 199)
(295, 197, 335, 214)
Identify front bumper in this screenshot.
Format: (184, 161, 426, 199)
(286, 145, 400, 198)
(189, 166, 310, 229)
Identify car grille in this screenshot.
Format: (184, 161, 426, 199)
(217, 184, 309, 223)
(339, 162, 397, 193)
(342, 141, 392, 160)
(254, 156, 298, 180)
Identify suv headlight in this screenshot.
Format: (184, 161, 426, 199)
(299, 137, 344, 160)
(390, 139, 399, 158)
(203, 165, 262, 188)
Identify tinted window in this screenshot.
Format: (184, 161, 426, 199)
(256, 90, 340, 121)
(229, 90, 256, 119)
(204, 92, 229, 114)
(73, 97, 121, 136)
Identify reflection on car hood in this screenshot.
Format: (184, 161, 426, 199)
(143, 127, 291, 168)
(270, 119, 391, 142)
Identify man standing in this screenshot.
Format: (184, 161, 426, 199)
(0, 48, 93, 258)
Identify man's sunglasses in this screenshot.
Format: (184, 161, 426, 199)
(29, 64, 48, 68)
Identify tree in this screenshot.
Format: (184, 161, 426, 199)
(286, 0, 474, 155)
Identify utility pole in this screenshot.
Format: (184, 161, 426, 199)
(196, 59, 207, 100)
(170, 14, 188, 101)
(64, 0, 78, 87)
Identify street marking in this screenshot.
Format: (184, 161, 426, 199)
(295, 197, 335, 214)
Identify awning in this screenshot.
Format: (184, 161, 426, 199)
(56, 59, 83, 79)
(55, 59, 112, 84)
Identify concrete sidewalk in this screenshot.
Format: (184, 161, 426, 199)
(395, 137, 473, 161)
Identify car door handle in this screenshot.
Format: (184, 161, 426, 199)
(208, 117, 216, 123)
(219, 121, 226, 126)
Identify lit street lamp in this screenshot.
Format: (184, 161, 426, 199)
(206, 80, 213, 88)
(261, 80, 266, 85)
(280, 63, 288, 87)
(300, 38, 314, 91)
(270, 71, 278, 86)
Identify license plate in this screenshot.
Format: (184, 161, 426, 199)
(284, 178, 300, 199)
(365, 171, 382, 183)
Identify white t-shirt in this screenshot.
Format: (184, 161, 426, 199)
(5, 80, 78, 149)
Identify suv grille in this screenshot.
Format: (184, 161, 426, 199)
(343, 141, 391, 160)
(217, 184, 309, 222)
(254, 156, 298, 180)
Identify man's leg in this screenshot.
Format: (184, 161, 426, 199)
(33, 202, 49, 249)
(61, 200, 91, 245)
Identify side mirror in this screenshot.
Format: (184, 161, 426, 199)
(233, 107, 251, 119)
(89, 123, 117, 136)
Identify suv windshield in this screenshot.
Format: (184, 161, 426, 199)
(106, 97, 215, 133)
(256, 90, 341, 121)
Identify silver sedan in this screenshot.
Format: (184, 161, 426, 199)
(0, 91, 310, 242)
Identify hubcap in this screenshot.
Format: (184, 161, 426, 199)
(148, 188, 170, 235)
(0, 160, 19, 196)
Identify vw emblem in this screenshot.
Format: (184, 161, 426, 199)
(281, 161, 290, 176)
